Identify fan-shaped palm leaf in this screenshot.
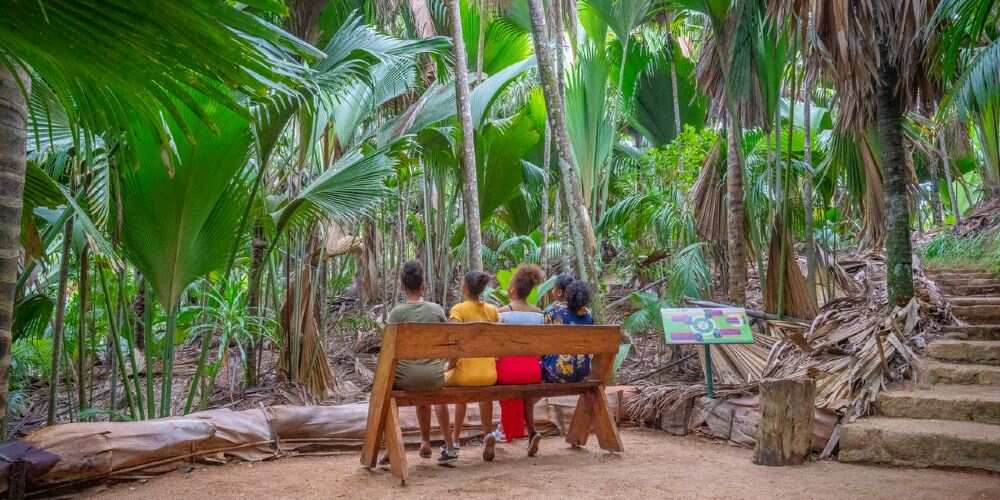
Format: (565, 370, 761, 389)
(271, 147, 396, 240)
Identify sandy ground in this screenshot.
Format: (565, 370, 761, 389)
(82, 428, 1000, 500)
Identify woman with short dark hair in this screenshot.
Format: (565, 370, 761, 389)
(385, 261, 457, 465)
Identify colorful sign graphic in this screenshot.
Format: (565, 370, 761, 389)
(660, 308, 754, 344)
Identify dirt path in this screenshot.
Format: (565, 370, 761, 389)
(84, 429, 1000, 500)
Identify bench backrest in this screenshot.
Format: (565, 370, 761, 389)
(383, 322, 621, 360)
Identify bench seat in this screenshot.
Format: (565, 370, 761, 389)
(392, 382, 599, 406)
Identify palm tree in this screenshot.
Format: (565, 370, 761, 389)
(448, 0, 486, 271)
(0, 0, 313, 430)
(681, 0, 765, 305)
(526, 0, 600, 283)
(0, 66, 29, 433)
(768, 1, 939, 305)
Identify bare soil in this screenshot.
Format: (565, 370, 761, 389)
(83, 428, 1000, 500)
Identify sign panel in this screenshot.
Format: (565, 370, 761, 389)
(660, 308, 754, 344)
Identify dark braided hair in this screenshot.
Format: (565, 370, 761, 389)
(464, 271, 491, 298)
(554, 274, 575, 295)
(565, 280, 592, 312)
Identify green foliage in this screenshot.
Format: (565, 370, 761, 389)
(920, 228, 1000, 273)
(186, 280, 278, 373)
(1, 0, 315, 157)
(642, 126, 718, 192)
(120, 93, 254, 312)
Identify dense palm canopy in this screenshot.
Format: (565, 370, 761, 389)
(2, 0, 1000, 435)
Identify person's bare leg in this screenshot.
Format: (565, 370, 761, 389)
(416, 404, 433, 457)
(480, 401, 496, 461)
(525, 397, 541, 456)
(453, 403, 467, 444)
(524, 397, 537, 436)
(435, 404, 455, 450)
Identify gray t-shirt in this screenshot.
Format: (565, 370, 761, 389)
(387, 301, 447, 391)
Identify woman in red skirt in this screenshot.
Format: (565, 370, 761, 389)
(494, 264, 545, 457)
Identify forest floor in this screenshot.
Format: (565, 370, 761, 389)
(82, 428, 1000, 500)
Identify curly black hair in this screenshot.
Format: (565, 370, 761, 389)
(554, 274, 575, 294)
(565, 280, 592, 312)
(464, 271, 492, 298)
(400, 260, 424, 292)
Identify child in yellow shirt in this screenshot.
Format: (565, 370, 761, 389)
(447, 271, 499, 461)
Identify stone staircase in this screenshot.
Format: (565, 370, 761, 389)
(839, 268, 1000, 472)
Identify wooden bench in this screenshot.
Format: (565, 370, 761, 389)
(361, 322, 625, 482)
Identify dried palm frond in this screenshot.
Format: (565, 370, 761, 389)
(763, 218, 819, 320)
(625, 382, 755, 423)
(767, 0, 939, 131)
(690, 140, 727, 244)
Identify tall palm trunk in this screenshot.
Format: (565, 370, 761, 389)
(408, 0, 438, 82)
(0, 66, 30, 434)
(77, 244, 90, 413)
(802, 78, 816, 303)
(540, 122, 551, 270)
(447, 0, 484, 272)
(726, 114, 747, 305)
(939, 132, 960, 224)
(526, 0, 599, 283)
(877, 40, 914, 306)
(48, 218, 74, 425)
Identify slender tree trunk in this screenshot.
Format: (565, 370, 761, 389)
(940, 132, 960, 224)
(927, 149, 944, 226)
(802, 78, 817, 304)
(448, 0, 485, 272)
(246, 224, 265, 386)
(526, 0, 599, 283)
(421, 166, 436, 295)
(77, 245, 90, 413)
(408, 0, 438, 83)
(877, 39, 914, 306)
(47, 218, 74, 425)
(0, 66, 29, 435)
(540, 122, 551, 270)
(726, 114, 747, 305)
(142, 280, 155, 418)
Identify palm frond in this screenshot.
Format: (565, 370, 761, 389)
(273, 147, 395, 238)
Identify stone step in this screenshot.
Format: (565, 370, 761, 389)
(927, 340, 1000, 365)
(932, 278, 1000, 289)
(839, 417, 1000, 472)
(942, 324, 1000, 341)
(928, 271, 1000, 280)
(920, 360, 1000, 385)
(947, 296, 1000, 306)
(877, 385, 1000, 424)
(938, 284, 1000, 296)
(951, 305, 1000, 324)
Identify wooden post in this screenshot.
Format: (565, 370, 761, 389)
(8, 459, 26, 500)
(753, 377, 815, 466)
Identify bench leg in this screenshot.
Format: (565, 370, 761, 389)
(384, 398, 409, 484)
(589, 387, 624, 452)
(565, 391, 594, 447)
(361, 346, 397, 468)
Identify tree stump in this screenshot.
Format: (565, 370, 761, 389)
(753, 377, 816, 466)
